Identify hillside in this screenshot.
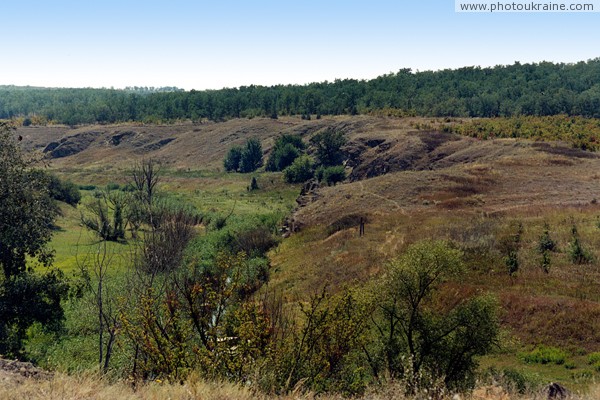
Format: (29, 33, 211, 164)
(11, 115, 600, 396)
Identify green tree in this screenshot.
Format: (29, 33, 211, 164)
(0, 122, 69, 357)
(310, 129, 346, 167)
(239, 138, 263, 173)
(266, 134, 305, 172)
(224, 145, 243, 172)
(283, 155, 314, 183)
(372, 241, 499, 393)
(322, 165, 346, 186)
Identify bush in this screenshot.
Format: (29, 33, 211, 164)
(48, 174, 81, 206)
(78, 184, 96, 191)
(521, 345, 567, 365)
(266, 143, 300, 171)
(266, 134, 306, 171)
(372, 241, 500, 392)
(587, 352, 600, 367)
(310, 129, 346, 167)
(239, 138, 263, 173)
(323, 165, 346, 186)
(248, 176, 259, 191)
(568, 224, 593, 264)
(283, 155, 314, 183)
(224, 145, 243, 172)
(538, 223, 557, 253)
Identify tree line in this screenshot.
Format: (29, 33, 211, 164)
(2, 59, 600, 125)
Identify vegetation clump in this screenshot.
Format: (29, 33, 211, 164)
(224, 138, 263, 173)
(0, 122, 69, 358)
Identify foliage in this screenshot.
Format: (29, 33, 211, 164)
(80, 189, 129, 242)
(568, 224, 593, 264)
(265, 134, 305, 172)
(249, 176, 259, 191)
(537, 223, 556, 253)
(0, 122, 69, 358)
(261, 287, 372, 395)
(121, 252, 271, 382)
(520, 345, 567, 365)
(371, 241, 500, 393)
(446, 115, 600, 151)
(500, 222, 523, 276)
(48, 174, 81, 206)
(0, 269, 69, 357)
(6, 60, 600, 124)
(239, 138, 264, 173)
(283, 155, 314, 183)
(538, 223, 556, 273)
(322, 165, 346, 186)
(224, 139, 264, 173)
(224, 146, 243, 172)
(310, 130, 346, 167)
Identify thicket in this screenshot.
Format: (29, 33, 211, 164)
(223, 138, 263, 173)
(445, 115, 600, 151)
(265, 134, 305, 172)
(0, 122, 70, 358)
(4, 59, 600, 124)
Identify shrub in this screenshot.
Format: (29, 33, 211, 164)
(323, 165, 346, 186)
(500, 222, 523, 276)
(310, 129, 346, 166)
(372, 241, 500, 392)
(266, 143, 300, 171)
(587, 352, 600, 366)
(248, 176, 259, 191)
(283, 155, 314, 183)
(568, 224, 593, 264)
(239, 138, 263, 173)
(521, 345, 567, 365)
(78, 184, 96, 191)
(48, 174, 81, 206)
(538, 223, 557, 253)
(224, 145, 243, 172)
(266, 134, 306, 172)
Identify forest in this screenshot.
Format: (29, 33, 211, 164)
(2, 59, 600, 125)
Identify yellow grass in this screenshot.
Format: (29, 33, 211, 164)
(3, 372, 599, 399)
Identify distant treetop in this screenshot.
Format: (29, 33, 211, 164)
(3, 59, 600, 124)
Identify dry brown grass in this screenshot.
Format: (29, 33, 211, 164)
(3, 372, 599, 400)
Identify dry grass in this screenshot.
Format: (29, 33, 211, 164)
(5, 371, 599, 400)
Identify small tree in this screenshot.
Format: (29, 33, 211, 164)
(249, 176, 259, 191)
(283, 155, 314, 183)
(81, 188, 130, 242)
(266, 143, 300, 172)
(568, 224, 593, 264)
(266, 134, 305, 172)
(538, 223, 556, 273)
(239, 138, 263, 173)
(47, 173, 81, 206)
(372, 241, 499, 393)
(310, 129, 346, 167)
(224, 145, 243, 172)
(501, 222, 523, 276)
(323, 165, 346, 186)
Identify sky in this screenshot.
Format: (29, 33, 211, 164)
(1, 0, 599, 90)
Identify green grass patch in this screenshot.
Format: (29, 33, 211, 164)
(520, 345, 568, 365)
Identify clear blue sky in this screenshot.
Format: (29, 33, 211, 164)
(1, 0, 598, 90)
